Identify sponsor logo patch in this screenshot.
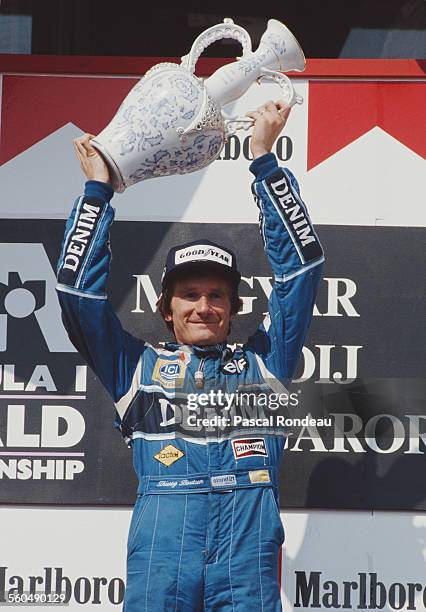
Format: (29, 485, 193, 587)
(152, 358, 187, 388)
(175, 244, 232, 267)
(249, 469, 270, 484)
(221, 356, 248, 375)
(154, 444, 185, 467)
(211, 474, 237, 488)
(232, 438, 268, 459)
(58, 198, 105, 287)
(264, 171, 323, 264)
(160, 362, 181, 380)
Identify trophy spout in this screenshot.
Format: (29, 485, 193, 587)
(260, 19, 306, 73)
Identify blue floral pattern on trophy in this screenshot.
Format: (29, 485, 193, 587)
(128, 134, 224, 183)
(109, 71, 200, 155)
(262, 32, 286, 57)
(98, 63, 225, 185)
(235, 50, 269, 76)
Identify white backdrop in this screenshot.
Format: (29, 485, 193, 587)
(0, 507, 425, 611)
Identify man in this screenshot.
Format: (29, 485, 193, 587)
(56, 100, 324, 611)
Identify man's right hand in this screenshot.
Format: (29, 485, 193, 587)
(246, 100, 291, 159)
(73, 134, 110, 183)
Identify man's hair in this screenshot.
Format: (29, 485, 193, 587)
(156, 265, 242, 334)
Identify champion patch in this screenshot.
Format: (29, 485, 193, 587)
(154, 444, 185, 467)
(221, 356, 248, 375)
(264, 171, 323, 264)
(232, 438, 268, 459)
(152, 358, 186, 388)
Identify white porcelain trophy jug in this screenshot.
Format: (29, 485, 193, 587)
(91, 18, 305, 192)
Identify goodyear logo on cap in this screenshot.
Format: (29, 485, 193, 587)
(175, 244, 232, 267)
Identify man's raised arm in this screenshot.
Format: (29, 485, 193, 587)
(56, 135, 144, 405)
(244, 102, 325, 383)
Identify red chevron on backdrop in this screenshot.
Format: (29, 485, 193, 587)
(307, 81, 426, 170)
(0, 75, 137, 165)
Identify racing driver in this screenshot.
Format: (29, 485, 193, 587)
(56, 100, 324, 611)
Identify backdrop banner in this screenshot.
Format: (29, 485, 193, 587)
(0, 68, 425, 510)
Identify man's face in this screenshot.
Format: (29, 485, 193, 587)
(165, 274, 233, 346)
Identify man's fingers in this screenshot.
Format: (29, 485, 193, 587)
(73, 134, 99, 159)
(73, 133, 95, 150)
(72, 132, 109, 181)
(246, 110, 261, 121)
(246, 100, 291, 127)
(275, 102, 291, 122)
(275, 100, 288, 112)
(73, 140, 84, 158)
(84, 134, 98, 153)
(253, 100, 289, 125)
(73, 139, 88, 159)
(264, 100, 279, 114)
(80, 139, 95, 154)
(276, 102, 291, 120)
(261, 100, 291, 119)
(74, 134, 90, 145)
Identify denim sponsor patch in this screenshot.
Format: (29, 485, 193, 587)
(264, 171, 323, 264)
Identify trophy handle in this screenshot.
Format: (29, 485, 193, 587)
(181, 17, 252, 75)
(223, 69, 303, 136)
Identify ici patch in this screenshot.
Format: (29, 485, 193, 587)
(152, 358, 187, 388)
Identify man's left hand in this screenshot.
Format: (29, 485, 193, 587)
(246, 100, 291, 159)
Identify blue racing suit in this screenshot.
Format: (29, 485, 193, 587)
(56, 152, 324, 611)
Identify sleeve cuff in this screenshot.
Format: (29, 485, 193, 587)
(249, 152, 279, 180)
(84, 180, 114, 202)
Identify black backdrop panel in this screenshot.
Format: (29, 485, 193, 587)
(0, 219, 425, 509)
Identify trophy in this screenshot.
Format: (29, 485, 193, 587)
(91, 18, 305, 192)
